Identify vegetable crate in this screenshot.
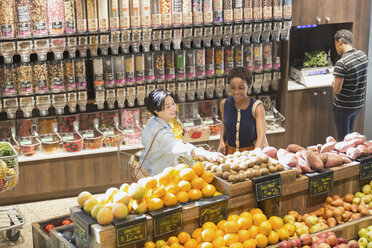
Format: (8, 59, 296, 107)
(49, 224, 75, 248)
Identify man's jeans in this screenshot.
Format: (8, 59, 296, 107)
(333, 106, 362, 141)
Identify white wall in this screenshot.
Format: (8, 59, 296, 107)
(366, 2, 372, 139)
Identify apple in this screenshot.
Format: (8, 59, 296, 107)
(367, 226, 372, 232)
(312, 236, 320, 244)
(367, 242, 372, 248)
(296, 225, 309, 236)
(347, 240, 359, 248)
(318, 233, 329, 239)
(362, 184, 371, 195)
(369, 180, 372, 188)
(363, 195, 372, 204)
(353, 197, 361, 205)
(300, 234, 313, 245)
(338, 244, 349, 248)
(283, 214, 296, 224)
(327, 232, 336, 237)
(303, 246, 311, 248)
(318, 243, 331, 248)
(327, 235, 338, 246)
(359, 237, 369, 248)
(366, 231, 372, 242)
(306, 216, 319, 226)
(318, 238, 329, 244)
(355, 192, 364, 198)
(289, 238, 301, 248)
(360, 228, 369, 238)
(337, 237, 347, 244)
(278, 240, 292, 248)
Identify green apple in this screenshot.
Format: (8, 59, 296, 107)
(367, 226, 372, 231)
(369, 202, 372, 208)
(363, 185, 372, 195)
(305, 216, 318, 226)
(367, 241, 372, 248)
(359, 237, 369, 248)
(355, 192, 364, 198)
(369, 180, 372, 188)
(367, 231, 372, 242)
(353, 197, 361, 205)
(283, 214, 295, 224)
(360, 228, 369, 238)
(296, 225, 309, 236)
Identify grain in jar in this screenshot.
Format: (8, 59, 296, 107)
(48, 60, 65, 92)
(3, 64, 17, 97)
(144, 51, 154, 83)
(64, 59, 76, 91)
(17, 62, 33, 95)
(253, 0, 262, 22)
(213, 0, 223, 24)
(135, 53, 145, 83)
(164, 49, 175, 81)
(182, 0, 192, 26)
(32, 61, 49, 94)
(262, 0, 272, 20)
(119, 0, 130, 29)
(141, 0, 151, 28)
(98, 0, 109, 31)
(75, 0, 87, 32)
(175, 49, 185, 80)
(31, 0, 48, 36)
(75, 58, 87, 90)
(185, 46, 195, 80)
(48, 0, 65, 35)
(154, 50, 165, 82)
(113, 55, 125, 87)
(160, 0, 171, 27)
(87, 0, 98, 32)
(0, 0, 15, 39)
(193, 0, 203, 25)
(110, 0, 119, 30)
(205, 46, 214, 77)
(283, 0, 292, 20)
(223, 0, 233, 23)
(151, 0, 161, 28)
(234, 0, 243, 23)
(243, 0, 253, 22)
(172, 0, 182, 26)
(93, 57, 104, 89)
(124, 54, 135, 85)
(273, 0, 282, 20)
(131, 0, 141, 28)
(64, 0, 76, 33)
(103, 56, 115, 88)
(15, 0, 32, 37)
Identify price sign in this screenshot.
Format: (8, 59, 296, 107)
(358, 156, 372, 180)
(72, 209, 96, 247)
(308, 169, 334, 197)
(113, 214, 147, 247)
(150, 205, 183, 237)
(252, 173, 282, 202)
(197, 194, 228, 226)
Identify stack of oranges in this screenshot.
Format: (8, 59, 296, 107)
(140, 161, 216, 212)
(144, 208, 294, 248)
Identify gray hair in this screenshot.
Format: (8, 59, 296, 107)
(334, 29, 353, 44)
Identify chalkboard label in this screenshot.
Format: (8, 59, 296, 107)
(358, 156, 372, 180)
(252, 173, 282, 202)
(150, 205, 183, 237)
(197, 194, 228, 226)
(113, 214, 147, 247)
(72, 209, 97, 247)
(308, 169, 334, 197)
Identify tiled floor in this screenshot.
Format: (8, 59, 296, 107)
(0, 197, 76, 248)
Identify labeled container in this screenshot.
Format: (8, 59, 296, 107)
(203, 0, 213, 25)
(58, 115, 79, 133)
(64, 0, 76, 33)
(253, 0, 262, 22)
(40, 133, 62, 154)
(181, 118, 210, 142)
(100, 111, 119, 128)
(202, 117, 221, 137)
(75, 0, 87, 32)
(93, 57, 104, 89)
(18, 136, 41, 156)
(141, 0, 151, 28)
(113, 55, 125, 87)
(124, 54, 135, 85)
(283, 0, 292, 20)
(16, 62, 33, 95)
(213, 0, 223, 24)
(214, 41, 224, 76)
(81, 129, 103, 150)
(223, 0, 233, 24)
(3, 64, 18, 97)
(135, 52, 145, 84)
(154, 48, 165, 82)
(0, 0, 16, 39)
(87, 0, 98, 32)
(160, 0, 172, 27)
(253, 42, 263, 72)
(64, 59, 76, 91)
(48, 0, 65, 35)
(273, 41, 281, 69)
(244, 42, 254, 72)
(79, 112, 99, 131)
(205, 45, 215, 77)
(122, 127, 142, 146)
(101, 127, 123, 147)
(48, 60, 65, 92)
(103, 56, 115, 88)
(130, 0, 141, 29)
(244, 0, 253, 22)
(263, 42, 273, 71)
(234, 40, 244, 67)
(144, 49, 154, 83)
(175, 49, 185, 80)
(61, 132, 83, 152)
(234, 0, 243, 23)
(119, 0, 130, 29)
(98, 0, 109, 31)
(38, 117, 58, 135)
(273, 0, 282, 20)
(172, 0, 182, 27)
(32, 61, 49, 94)
(75, 58, 87, 90)
(15, 0, 32, 37)
(164, 47, 175, 81)
(193, 0, 203, 26)
(110, 0, 120, 30)
(31, 0, 48, 36)
(262, 0, 272, 20)
(224, 41, 234, 75)
(195, 45, 205, 79)
(185, 44, 195, 80)
(182, 0, 192, 26)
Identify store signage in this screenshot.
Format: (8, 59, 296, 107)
(358, 156, 372, 180)
(72, 209, 96, 247)
(112, 214, 147, 247)
(197, 194, 228, 226)
(308, 169, 334, 197)
(150, 205, 183, 237)
(252, 173, 282, 202)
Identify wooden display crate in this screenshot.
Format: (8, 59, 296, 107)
(32, 214, 71, 248)
(49, 224, 75, 248)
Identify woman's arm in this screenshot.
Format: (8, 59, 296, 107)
(217, 100, 226, 154)
(254, 104, 266, 148)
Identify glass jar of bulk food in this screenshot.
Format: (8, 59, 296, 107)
(75, 58, 87, 90)
(64, 0, 76, 33)
(0, 0, 16, 39)
(31, 0, 48, 36)
(64, 59, 76, 91)
(15, 0, 32, 38)
(47, 0, 65, 35)
(75, 0, 87, 32)
(3, 64, 18, 97)
(48, 60, 65, 92)
(113, 55, 125, 87)
(93, 57, 104, 90)
(87, 0, 98, 32)
(17, 62, 33, 95)
(103, 56, 115, 88)
(124, 54, 135, 85)
(32, 61, 49, 94)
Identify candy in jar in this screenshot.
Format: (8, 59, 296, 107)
(263, 42, 273, 71)
(58, 115, 79, 133)
(154, 50, 165, 82)
(75, 58, 87, 90)
(114, 55, 125, 87)
(244, 43, 254, 71)
(164, 49, 175, 81)
(98, 0, 109, 31)
(48, 0, 65, 35)
(64, 0, 76, 33)
(31, 0, 48, 36)
(87, 0, 98, 32)
(214, 42, 224, 76)
(48, 60, 65, 92)
(243, 0, 253, 22)
(253, 43, 263, 72)
(224, 44, 234, 75)
(15, 0, 32, 37)
(205, 46, 214, 77)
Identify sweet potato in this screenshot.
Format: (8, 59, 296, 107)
(326, 136, 337, 143)
(283, 153, 299, 167)
(298, 157, 312, 173)
(356, 145, 368, 157)
(294, 165, 302, 177)
(350, 213, 361, 221)
(320, 142, 336, 153)
(317, 144, 322, 153)
(342, 211, 352, 222)
(335, 139, 364, 153)
(346, 147, 361, 160)
(306, 145, 318, 152)
(320, 153, 328, 164)
(324, 153, 344, 168)
(263, 146, 277, 158)
(331, 198, 344, 207)
(287, 144, 305, 153)
(339, 153, 352, 164)
(296, 150, 305, 159)
(303, 150, 324, 171)
(344, 132, 366, 142)
(277, 148, 289, 160)
(327, 218, 336, 227)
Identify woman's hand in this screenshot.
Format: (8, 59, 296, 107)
(193, 148, 225, 163)
(217, 141, 226, 155)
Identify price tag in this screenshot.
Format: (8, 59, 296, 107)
(308, 169, 334, 197)
(103, 130, 116, 136)
(72, 209, 97, 247)
(82, 131, 94, 138)
(150, 205, 183, 237)
(358, 156, 372, 180)
(183, 122, 194, 127)
(63, 135, 74, 141)
(20, 139, 32, 145)
(252, 173, 282, 202)
(112, 214, 147, 247)
(197, 194, 228, 226)
(123, 128, 134, 134)
(202, 119, 214, 125)
(41, 136, 53, 142)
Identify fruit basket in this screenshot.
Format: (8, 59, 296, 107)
(39, 134, 62, 154)
(81, 130, 104, 150)
(60, 132, 83, 153)
(0, 142, 19, 192)
(18, 136, 41, 156)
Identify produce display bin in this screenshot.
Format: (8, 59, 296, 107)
(49, 224, 75, 248)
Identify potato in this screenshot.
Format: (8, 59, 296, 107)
(221, 164, 231, 172)
(260, 168, 270, 175)
(231, 164, 241, 171)
(245, 169, 254, 179)
(204, 163, 213, 171)
(230, 170, 238, 175)
(253, 165, 261, 170)
(211, 165, 219, 172)
(215, 171, 223, 177)
(255, 157, 262, 165)
(254, 169, 262, 177)
(237, 174, 246, 181)
(260, 154, 269, 163)
(222, 172, 230, 179)
(240, 162, 248, 170)
(269, 165, 277, 173)
(276, 164, 284, 171)
(260, 163, 268, 169)
(228, 175, 238, 182)
(247, 159, 255, 168)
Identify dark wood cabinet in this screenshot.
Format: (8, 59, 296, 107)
(285, 87, 336, 147)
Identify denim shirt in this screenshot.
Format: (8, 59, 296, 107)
(140, 116, 196, 176)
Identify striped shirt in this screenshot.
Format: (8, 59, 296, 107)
(333, 49, 368, 109)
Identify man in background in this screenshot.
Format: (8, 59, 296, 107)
(333, 29, 368, 140)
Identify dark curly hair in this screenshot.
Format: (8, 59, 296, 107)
(146, 89, 173, 117)
(334, 29, 353, 44)
(226, 66, 253, 87)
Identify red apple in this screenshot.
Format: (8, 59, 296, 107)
(300, 234, 313, 246)
(312, 237, 320, 244)
(289, 238, 301, 248)
(279, 240, 292, 248)
(347, 240, 358, 248)
(337, 237, 347, 244)
(318, 233, 329, 239)
(327, 232, 336, 237)
(327, 235, 338, 247)
(337, 244, 349, 248)
(303, 246, 311, 248)
(318, 243, 331, 248)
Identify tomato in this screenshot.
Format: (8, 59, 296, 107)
(62, 219, 73, 225)
(44, 224, 55, 234)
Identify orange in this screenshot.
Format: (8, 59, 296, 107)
(175, 163, 189, 172)
(243, 238, 256, 248)
(191, 177, 205, 190)
(148, 198, 164, 211)
(168, 236, 179, 245)
(248, 226, 259, 239)
(269, 216, 284, 230)
(163, 167, 177, 179)
(178, 180, 192, 192)
(172, 175, 180, 184)
(224, 233, 240, 246)
(166, 183, 180, 195)
(163, 193, 178, 207)
(258, 221, 272, 236)
(238, 217, 252, 230)
(249, 208, 263, 216)
(224, 220, 240, 233)
(255, 234, 268, 248)
(212, 236, 226, 247)
(202, 222, 217, 230)
(188, 189, 202, 201)
(145, 241, 156, 248)
(184, 238, 198, 248)
(230, 242, 244, 248)
(201, 171, 214, 183)
(192, 228, 203, 239)
(157, 172, 171, 186)
(176, 191, 189, 204)
(268, 231, 279, 245)
(154, 186, 167, 198)
(201, 228, 216, 242)
(170, 244, 182, 248)
(217, 220, 227, 230)
(252, 213, 267, 226)
(144, 177, 158, 190)
(227, 214, 240, 222)
(202, 184, 216, 198)
(160, 245, 171, 248)
(200, 242, 213, 248)
(192, 161, 205, 176)
(180, 168, 196, 181)
(215, 229, 224, 238)
(155, 240, 167, 248)
(240, 212, 253, 219)
(283, 223, 295, 236)
(178, 231, 191, 244)
(238, 230, 251, 242)
(277, 228, 289, 241)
